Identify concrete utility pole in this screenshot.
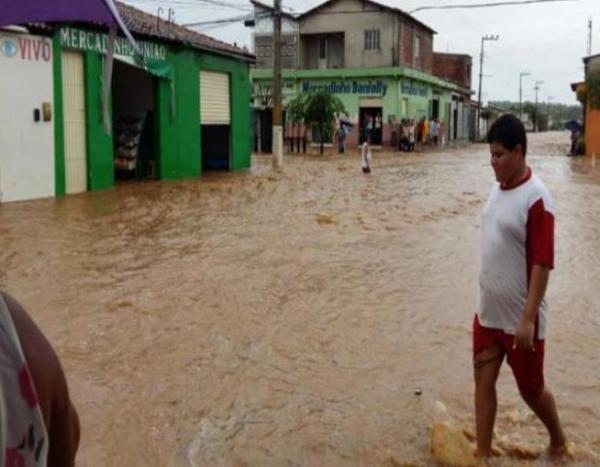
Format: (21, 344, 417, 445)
(477, 34, 499, 140)
(519, 71, 530, 122)
(534, 80, 543, 132)
(272, 0, 283, 169)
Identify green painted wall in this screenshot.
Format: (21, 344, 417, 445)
(58, 29, 252, 192)
(254, 66, 469, 126)
(198, 53, 252, 171)
(52, 33, 66, 197)
(84, 51, 114, 191)
(158, 48, 201, 180)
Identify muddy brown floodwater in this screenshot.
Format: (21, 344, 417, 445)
(1, 132, 599, 466)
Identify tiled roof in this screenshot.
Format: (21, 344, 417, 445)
(116, 2, 254, 62)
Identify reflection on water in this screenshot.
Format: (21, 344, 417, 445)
(1, 132, 599, 466)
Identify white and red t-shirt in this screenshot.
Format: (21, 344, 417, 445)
(477, 167, 555, 339)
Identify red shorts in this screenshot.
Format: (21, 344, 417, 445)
(473, 314, 545, 399)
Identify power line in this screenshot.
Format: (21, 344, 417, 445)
(184, 10, 273, 27)
(125, 0, 252, 12)
(182, 11, 273, 27)
(408, 0, 579, 15)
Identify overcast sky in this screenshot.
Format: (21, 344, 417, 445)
(124, 0, 600, 104)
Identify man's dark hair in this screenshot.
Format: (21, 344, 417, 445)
(487, 114, 527, 157)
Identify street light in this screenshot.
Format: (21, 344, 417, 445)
(477, 34, 499, 140)
(534, 80, 543, 132)
(519, 71, 530, 122)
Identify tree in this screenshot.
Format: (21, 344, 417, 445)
(286, 91, 347, 155)
(480, 108, 493, 121)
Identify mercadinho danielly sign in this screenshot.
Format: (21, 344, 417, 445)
(60, 27, 168, 61)
(302, 80, 388, 97)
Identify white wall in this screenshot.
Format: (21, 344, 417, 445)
(0, 30, 55, 202)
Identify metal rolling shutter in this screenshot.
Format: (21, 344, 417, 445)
(200, 71, 230, 125)
(62, 50, 87, 194)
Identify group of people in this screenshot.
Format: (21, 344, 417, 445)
(398, 117, 443, 152)
(362, 112, 382, 143)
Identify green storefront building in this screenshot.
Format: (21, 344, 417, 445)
(52, 4, 254, 197)
(252, 66, 470, 148)
(249, 0, 473, 149)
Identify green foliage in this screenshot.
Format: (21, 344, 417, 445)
(480, 108, 493, 120)
(286, 93, 307, 123)
(586, 70, 600, 109)
(286, 91, 347, 154)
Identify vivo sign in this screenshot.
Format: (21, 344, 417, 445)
(0, 35, 52, 62)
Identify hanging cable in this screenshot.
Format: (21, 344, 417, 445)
(408, 0, 579, 15)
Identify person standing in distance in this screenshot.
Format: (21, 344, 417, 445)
(473, 114, 568, 459)
(361, 134, 373, 174)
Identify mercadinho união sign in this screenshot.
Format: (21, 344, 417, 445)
(60, 27, 168, 61)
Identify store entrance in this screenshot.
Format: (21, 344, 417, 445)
(431, 98, 440, 120)
(112, 60, 157, 181)
(359, 107, 383, 145)
(201, 125, 230, 170)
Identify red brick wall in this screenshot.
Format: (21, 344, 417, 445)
(432, 53, 472, 89)
(398, 19, 433, 74)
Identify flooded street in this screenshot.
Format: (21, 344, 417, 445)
(1, 131, 599, 466)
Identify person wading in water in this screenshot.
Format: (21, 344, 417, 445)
(473, 114, 568, 460)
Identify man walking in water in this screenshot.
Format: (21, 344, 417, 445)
(473, 114, 567, 459)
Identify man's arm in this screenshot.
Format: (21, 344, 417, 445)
(514, 265, 550, 349)
(2, 292, 80, 467)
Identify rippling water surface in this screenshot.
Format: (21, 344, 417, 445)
(1, 132, 599, 466)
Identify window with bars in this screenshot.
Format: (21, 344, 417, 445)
(364, 30, 380, 50)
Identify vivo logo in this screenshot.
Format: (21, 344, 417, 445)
(0, 38, 17, 58)
(0, 36, 51, 61)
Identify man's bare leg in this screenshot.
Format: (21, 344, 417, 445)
(474, 344, 504, 458)
(523, 388, 567, 455)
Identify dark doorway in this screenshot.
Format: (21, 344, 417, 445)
(254, 108, 288, 153)
(112, 59, 157, 181)
(431, 98, 440, 120)
(258, 109, 272, 153)
(201, 125, 230, 170)
(359, 107, 383, 145)
(453, 107, 459, 140)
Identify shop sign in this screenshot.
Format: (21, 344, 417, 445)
(301, 80, 388, 96)
(0, 35, 52, 62)
(60, 27, 168, 61)
(401, 81, 428, 97)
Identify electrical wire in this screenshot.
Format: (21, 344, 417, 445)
(408, 0, 579, 14)
(184, 10, 273, 27)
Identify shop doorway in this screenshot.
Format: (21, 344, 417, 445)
(255, 108, 272, 153)
(431, 98, 440, 120)
(62, 50, 88, 194)
(359, 107, 383, 145)
(200, 70, 231, 171)
(111, 59, 158, 181)
(201, 125, 230, 170)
